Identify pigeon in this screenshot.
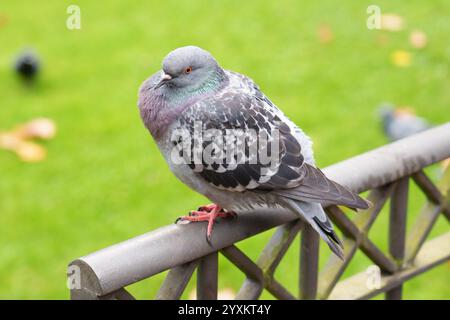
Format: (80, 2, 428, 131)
(14, 49, 40, 83)
(379, 104, 431, 141)
(138, 46, 371, 259)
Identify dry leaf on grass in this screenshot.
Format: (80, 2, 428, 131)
(0, 117, 56, 163)
(391, 50, 412, 67)
(0, 14, 8, 28)
(14, 118, 57, 140)
(380, 14, 405, 32)
(0, 132, 21, 150)
(189, 287, 235, 300)
(376, 34, 390, 46)
(317, 24, 334, 44)
(410, 30, 427, 49)
(15, 141, 47, 162)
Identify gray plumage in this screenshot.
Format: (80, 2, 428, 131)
(379, 104, 431, 141)
(138, 46, 370, 259)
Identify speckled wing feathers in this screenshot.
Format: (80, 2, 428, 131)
(173, 72, 369, 210)
(174, 90, 304, 192)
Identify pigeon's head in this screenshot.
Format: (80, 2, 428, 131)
(378, 104, 396, 134)
(154, 46, 223, 92)
(15, 50, 40, 81)
(378, 104, 395, 120)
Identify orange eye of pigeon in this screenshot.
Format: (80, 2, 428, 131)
(184, 67, 192, 74)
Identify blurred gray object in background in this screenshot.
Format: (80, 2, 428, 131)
(379, 103, 431, 141)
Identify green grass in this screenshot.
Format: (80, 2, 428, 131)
(0, 0, 448, 299)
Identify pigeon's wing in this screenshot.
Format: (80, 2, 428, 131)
(271, 164, 369, 209)
(174, 90, 369, 209)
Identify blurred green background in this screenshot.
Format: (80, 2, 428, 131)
(0, 0, 448, 299)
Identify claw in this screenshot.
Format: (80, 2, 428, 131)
(175, 204, 237, 243)
(175, 217, 190, 225)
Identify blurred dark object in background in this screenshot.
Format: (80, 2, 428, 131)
(14, 49, 40, 84)
(379, 103, 431, 141)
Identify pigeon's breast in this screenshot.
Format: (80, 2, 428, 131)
(157, 123, 214, 197)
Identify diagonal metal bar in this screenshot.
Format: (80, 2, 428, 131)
(412, 169, 450, 217)
(329, 232, 450, 300)
(386, 177, 409, 300)
(405, 205, 442, 264)
(156, 259, 199, 300)
(235, 279, 262, 300)
(221, 245, 264, 282)
(221, 245, 264, 299)
(318, 236, 396, 299)
(327, 185, 393, 247)
(266, 278, 297, 300)
(99, 287, 136, 300)
(257, 220, 302, 275)
(221, 243, 297, 300)
(197, 252, 218, 300)
(444, 207, 450, 221)
(325, 189, 396, 274)
(353, 185, 395, 232)
(358, 237, 397, 273)
(326, 206, 360, 238)
(412, 171, 444, 205)
(237, 220, 301, 299)
(327, 207, 397, 273)
(405, 167, 450, 263)
(318, 186, 395, 299)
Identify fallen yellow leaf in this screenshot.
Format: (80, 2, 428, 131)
(391, 50, 412, 67)
(15, 141, 47, 162)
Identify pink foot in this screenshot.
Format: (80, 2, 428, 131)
(176, 204, 237, 242)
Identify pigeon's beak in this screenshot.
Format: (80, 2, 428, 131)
(154, 73, 172, 89)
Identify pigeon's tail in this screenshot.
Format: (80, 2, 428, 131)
(272, 164, 372, 211)
(284, 199, 344, 260)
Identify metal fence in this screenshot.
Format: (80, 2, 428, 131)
(68, 123, 450, 300)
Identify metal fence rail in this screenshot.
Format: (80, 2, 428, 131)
(68, 123, 450, 300)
